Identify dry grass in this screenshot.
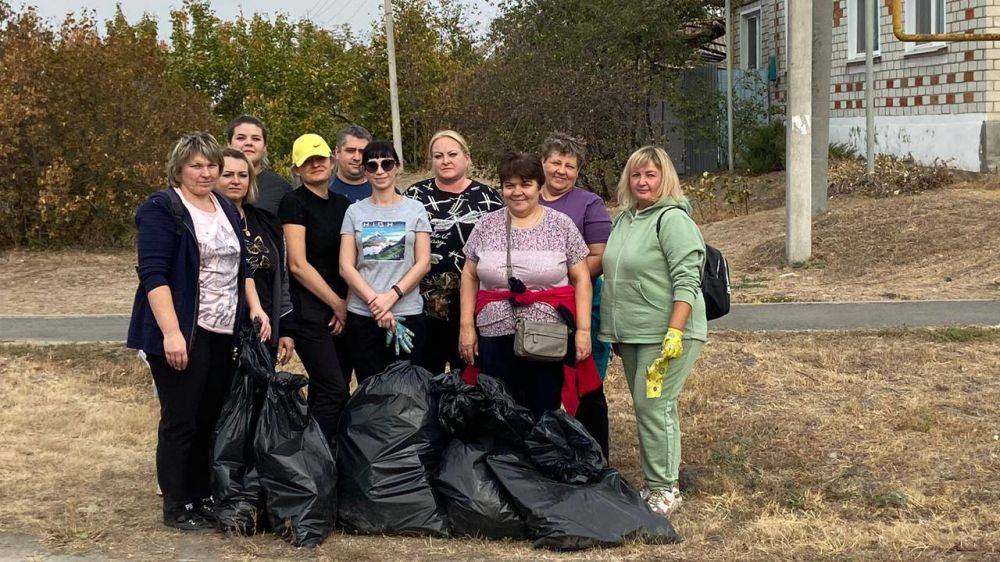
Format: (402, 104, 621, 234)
(704, 186, 1000, 303)
(1, 330, 998, 560)
(0, 250, 138, 316)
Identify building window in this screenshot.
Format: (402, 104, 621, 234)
(908, 0, 945, 34)
(903, 0, 945, 53)
(741, 9, 761, 70)
(848, 0, 881, 60)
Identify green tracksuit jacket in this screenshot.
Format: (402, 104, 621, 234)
(599, 197, 707, 344)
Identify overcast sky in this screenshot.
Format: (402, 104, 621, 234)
(18, 0, 498, 40)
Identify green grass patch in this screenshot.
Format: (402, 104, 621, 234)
(733, 275, 768, 290)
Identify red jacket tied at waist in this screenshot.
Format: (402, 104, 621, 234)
(461, 285, 601, 416)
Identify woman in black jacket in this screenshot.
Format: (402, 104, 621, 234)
(217, 147, 295, 363)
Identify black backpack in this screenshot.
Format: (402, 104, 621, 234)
(655, 209, 731, 321)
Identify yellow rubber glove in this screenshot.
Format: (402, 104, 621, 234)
(661, 327, 684, 359)
(645, 328, 684, 398)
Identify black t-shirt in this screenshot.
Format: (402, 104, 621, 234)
(256, 169, 293, 216)
(278, 186, 351, 322)
(241, 205, 279, 315)
(405, 178, 504, 320)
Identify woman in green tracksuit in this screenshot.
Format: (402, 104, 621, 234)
(600, 145, 706, 517)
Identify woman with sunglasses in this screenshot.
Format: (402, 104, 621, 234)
(458, 152, 600, 419)
(216, 148, 295, 364)
(340, 140, 432, 381)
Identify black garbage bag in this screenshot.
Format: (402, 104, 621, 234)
(525, 410, 605, 484)
(432, 372, 534, 443)
(487, 451, 680, 551)
(337, 361, 449, 536)
(434, 438, 528, 539)
(255, 371, 337, 547)
(211, 324, 271, 534)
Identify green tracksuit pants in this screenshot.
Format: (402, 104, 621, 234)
(619, 339, 703, 491)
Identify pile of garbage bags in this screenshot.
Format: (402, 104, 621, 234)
(210, 326, 678, 550)
(211, 326, 336, 547)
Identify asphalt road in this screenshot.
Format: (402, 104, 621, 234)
(1, 300, 997, 343)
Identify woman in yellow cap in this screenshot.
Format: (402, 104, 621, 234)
(278, 133, 351, 441)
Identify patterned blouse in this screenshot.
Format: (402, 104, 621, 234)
(463, 207, 589, 337)
(406, 178, 504, 320)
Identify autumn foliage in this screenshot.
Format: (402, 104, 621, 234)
(0, 4, 216, 248)
(0, 0, 723, 249)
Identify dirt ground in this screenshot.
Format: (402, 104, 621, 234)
(1, 174, 998, 315)
(0, 329, 997, 560)
(704, 185, 1000, 303)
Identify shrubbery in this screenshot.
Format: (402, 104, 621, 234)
(828, 154, 955, 198)
(0, 6, 216, 248)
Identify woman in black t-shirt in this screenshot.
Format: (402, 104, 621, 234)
(278, 133, 351, 441)
(405, 130, 504, 374)
(217, 148, 296, 363)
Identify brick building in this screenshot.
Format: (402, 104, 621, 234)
(731, 0, 1000, 171)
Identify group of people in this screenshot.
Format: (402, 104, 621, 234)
(126, 116, 708, 531)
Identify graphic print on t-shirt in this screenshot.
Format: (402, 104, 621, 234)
(361, 220, 406, 261)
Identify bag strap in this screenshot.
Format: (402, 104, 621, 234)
(652, 205, 707, 281)
(165, 189, 186, 236)
(505, 209, 513, 281)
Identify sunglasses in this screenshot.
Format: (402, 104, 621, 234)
(364, 158, 398, 173)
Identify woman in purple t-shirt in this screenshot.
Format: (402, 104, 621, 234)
(538, 132, 613, 459)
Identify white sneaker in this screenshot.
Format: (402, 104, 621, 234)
(647, 487, 682, 516)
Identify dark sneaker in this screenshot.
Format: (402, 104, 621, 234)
(164, 503, 214, 531)
(196, 496, 219, 524)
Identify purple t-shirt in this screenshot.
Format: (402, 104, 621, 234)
(540, 187, 612, 244)
(463, 208, 589, 337)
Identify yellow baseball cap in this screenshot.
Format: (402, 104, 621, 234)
(291, 133, 332, 167)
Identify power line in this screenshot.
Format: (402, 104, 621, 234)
(310, 0, 341, 21)
(320, 0, 369, 29)
(304, 0, 330, 19)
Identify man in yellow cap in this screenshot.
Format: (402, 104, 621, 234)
(277, 133, 353, 441)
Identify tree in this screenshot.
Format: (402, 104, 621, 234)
(168, 0, 366, 170)
(353, 0, 481, 167)
(0, 3, 216, 248)
(440, 0, 727, 196)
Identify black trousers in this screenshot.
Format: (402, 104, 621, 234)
(149, 328, 235, 516)
(422, 315, 464, 375)
(477, 334, 563, 420)
(294, 320, 349, 442)
(333, 334, 357, 389)
(346, 311, 427, 382)
(575, 386, 610, 460)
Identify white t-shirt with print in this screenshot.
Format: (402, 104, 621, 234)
(175, 189, 241, 334)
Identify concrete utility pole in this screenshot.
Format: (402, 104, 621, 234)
(384, 0, 403, 161)
(725, 0, 734, 173)
(811, 0, 832, 215)
(787, 0, 813, 264)
(865, 0, 876, 175)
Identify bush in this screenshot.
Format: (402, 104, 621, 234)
(828, 154, 955, 198)
(738, 121, 785, 175)
(0, 7, 216, 249)
(829, 142, 858, 160)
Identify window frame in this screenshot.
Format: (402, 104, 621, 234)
(740, 5, 762, 71)
(903, 0, 946, 54)
(847, 0, 882, 62)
